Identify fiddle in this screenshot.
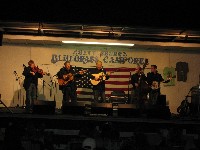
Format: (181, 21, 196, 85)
(32, 66, 50, 76)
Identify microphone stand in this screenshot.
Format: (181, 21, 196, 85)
(14, 71, 22, 107)
(41, 78, 52, 96)
(128, 71, 131, 103)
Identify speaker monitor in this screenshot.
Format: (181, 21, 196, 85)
(146, 106, 171, 119)
(117, 104, 140, 117)
(32, 100, 56, 114)
(191, 94, 200, 114)
(91, 103, 113, 116)
(62, 102, 86, 115)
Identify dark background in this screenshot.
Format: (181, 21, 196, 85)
(0, 0, 200, 29)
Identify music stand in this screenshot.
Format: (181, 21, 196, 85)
(0, 94, 13, 113)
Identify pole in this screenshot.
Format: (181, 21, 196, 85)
(128, 71, 131, 103)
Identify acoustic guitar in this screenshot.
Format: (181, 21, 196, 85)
(58, 73, 74, 86)
(58, 70, 87, 86)
(90, 69, 119, 85)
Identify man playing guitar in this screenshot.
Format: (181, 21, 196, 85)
(90, 61, 110, 103)
(57, 61, 84, 105)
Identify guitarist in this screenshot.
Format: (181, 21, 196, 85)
(131, 66, 147, 110)
(57, 61, 83, 104)
(147, 65, 164, 106)
(90, 61, 110, 103)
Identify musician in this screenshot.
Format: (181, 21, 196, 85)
(90, 61, 110, 103)
(23, 60, 44, 113)
(147, 65, 164, 105)
(131, 66, 147, 109)
(57, 61, 84, 105)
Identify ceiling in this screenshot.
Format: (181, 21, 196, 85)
(1, 21, 200, 44)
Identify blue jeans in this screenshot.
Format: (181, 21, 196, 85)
(93, 90, 106, 103)
(62, 86, 77, 104)
(26, 83, 37, 111)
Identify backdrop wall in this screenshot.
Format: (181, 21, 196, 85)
(0, 44, 200, 113)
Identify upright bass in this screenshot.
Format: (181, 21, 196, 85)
(138, 59, 150, 94)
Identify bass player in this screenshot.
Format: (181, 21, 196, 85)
(57, 61, 84, 105)
(90, 61, 110, 103)
(131, 66, 147, 110)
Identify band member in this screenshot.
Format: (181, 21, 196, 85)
(147, 65, 164, 106)
(57, 61, 84, 105)
(131, 66, 147, 109)
(90, 61, 110, 103)
(23, 60, 44, 112)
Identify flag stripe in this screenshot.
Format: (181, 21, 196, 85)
(106, 84, 129, 88)
(105, 68, 135, 72)
(105, 88, 129, 91)
(111, 72, 132, 75)
(106, 78, 129, 82)
(105, 81, 129, 85)
(109, 75, 130, 78)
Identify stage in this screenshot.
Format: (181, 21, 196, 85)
(1, 107, 200, 131)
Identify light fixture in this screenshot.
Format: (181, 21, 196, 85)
(62, 41, 134, 46)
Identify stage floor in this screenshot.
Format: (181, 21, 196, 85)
(1, 107, 200, 130)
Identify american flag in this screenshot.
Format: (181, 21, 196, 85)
(73, 67, 136, 101)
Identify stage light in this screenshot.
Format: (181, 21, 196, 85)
(62, 41, 134, 46)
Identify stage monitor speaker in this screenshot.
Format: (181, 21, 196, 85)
(191, 93, 200, 114)
(117, 104, 140, 117)
(157, 95, 166, 106)
(32, 100, 56, 115)
(146, 106, 171, 119)
(62, 102, 86, 115)
(91, 103, 113, 116)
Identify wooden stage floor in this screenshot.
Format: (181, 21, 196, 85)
(1, 107, 200, 131)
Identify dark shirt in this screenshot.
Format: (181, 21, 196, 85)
(131, 73, 147, 89)
(56, 67, 82, 90)
(22, 66, 43, 90)
(147, 72, 164, 86)
(176, 61, 189, 82)
(90, 68, 109, 91)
